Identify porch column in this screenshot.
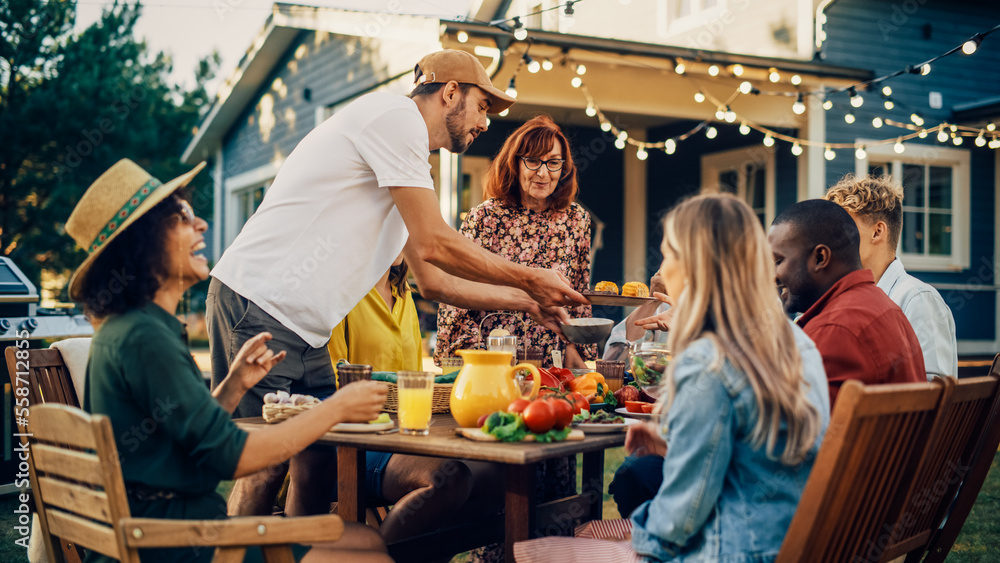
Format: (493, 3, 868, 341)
(213, 148, 224, 260)
(623, 130, 648, 281)
(801, 89, 826, 201)
(438, 149, 461, 227)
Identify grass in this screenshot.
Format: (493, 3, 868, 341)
(1, 451, 996, 562)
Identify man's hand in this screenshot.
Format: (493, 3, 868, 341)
(325, 381, 389, 424)
(228, 332, 287, 393)
(634, 293, 675, 332)
(624, 421, 667, 458)
(526, 268, 589, 308)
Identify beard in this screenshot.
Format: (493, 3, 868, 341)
(445, 102, 474, 154)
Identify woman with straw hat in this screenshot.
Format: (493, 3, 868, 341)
(65, 159, 392, 562)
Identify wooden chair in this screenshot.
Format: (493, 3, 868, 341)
(916, 359, 1000, 562)
(6, 345, 86, 563)
(777, 379, 946, 563)
(27, 403, 347, 563)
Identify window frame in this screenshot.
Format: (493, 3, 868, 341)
(700, 145, 776, 226)
(854, 140, 970, 272)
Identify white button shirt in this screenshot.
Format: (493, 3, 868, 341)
(878, 259, 959, 379)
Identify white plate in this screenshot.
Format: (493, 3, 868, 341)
(584, 293, 660, 307)
(615, 407, 653, 420)
(576, 417, 640, 433)
(330, 420, 394, 433)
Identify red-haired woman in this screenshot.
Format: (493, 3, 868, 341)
(435, 115, 595, 369)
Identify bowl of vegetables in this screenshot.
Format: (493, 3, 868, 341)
(630, 342, 671, 388)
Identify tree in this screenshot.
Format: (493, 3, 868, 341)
(0, 0, 218, 292)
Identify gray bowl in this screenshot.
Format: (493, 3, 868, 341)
(560, 318, 614, 344)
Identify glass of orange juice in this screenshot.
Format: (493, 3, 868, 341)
(397, 371, 434, 436)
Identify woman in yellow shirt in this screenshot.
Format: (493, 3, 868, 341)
(328, 255, 501, 544)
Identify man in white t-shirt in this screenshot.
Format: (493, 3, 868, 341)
(206, 50, 588, 516)
(825, 174, 959, 379)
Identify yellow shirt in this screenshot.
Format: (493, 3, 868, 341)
(328, 285, 422, 375)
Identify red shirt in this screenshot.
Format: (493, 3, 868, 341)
(797, 269, 925, 406)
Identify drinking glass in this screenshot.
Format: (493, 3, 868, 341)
(397, 371, 435, 436)
(337, 363, 372, 389)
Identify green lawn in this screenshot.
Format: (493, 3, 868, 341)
(1, 450, 997, 562)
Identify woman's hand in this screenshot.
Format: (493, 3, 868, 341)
(634, 293, 675, 332)
(325, 380, 389, 424)
(229, 332, 287, 392)
(214, 332, 287, 413)
(624, 421, 667, 458)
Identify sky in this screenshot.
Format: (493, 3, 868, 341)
(74, 0, 472, 93)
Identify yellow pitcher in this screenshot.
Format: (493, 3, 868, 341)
(450, 350, 541, 427)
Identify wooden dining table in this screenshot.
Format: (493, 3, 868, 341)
(237, 413, 627, 562)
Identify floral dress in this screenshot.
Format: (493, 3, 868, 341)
(436, 199, 595, 562)
(434, 199, 597, 366)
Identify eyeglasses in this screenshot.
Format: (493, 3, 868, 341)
(174, 200, 195, 224)
(519, 156, 565, 172)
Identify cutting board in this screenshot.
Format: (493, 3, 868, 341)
(455, 427, 585, 442)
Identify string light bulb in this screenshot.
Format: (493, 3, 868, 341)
(614, 137, 626, 150)
(975, 132, 987, 147)
(856, 146, 867, 160)
(937, 129, 949, 142)
(988, 123, 996, 132)
(739, 81, 753, 94)
(963, 35, 982, 55)
(739, 122, 751, 135)
(823, 99, 833, 110)
(921, 63, 931, 75)
(513, 17, 528, 41)
(989, 138, 1000, 149)
(849, 86, 863, 107)
(882, 85, 892, 96)
(884, 98, 895, 110)
(665, 139, 677, 154)
(706, 126, 718, 139)
(505, 76, 517, 98)
(895, 139, 906, 153)
(708, 64, 720, 76)
(790, 74, 802, 86)
(542, 59, 553, 71)
(872, 117, 884, 128)
(768, 68, 780, 83)
(724, 107, 737, 123)
(600, 121, 611, 132)
(731, 64, 744, 76)
(791, 142, 803, 156)
(792, 93, 806, 115)
(499, 108, 510, 117)
(526, 56, 540, 73)
(825, 146, 836, 160)
(715, 108, 726, 120)
(953, 135, 963, 146)
(763, 133, 774, 147)
(845, 112, 856, 124)
(457, 31, 469, 43)
(674, 59, 686, 74)
(571, 76, 582, 88)
(576, 64, 587, 75)
(585, 104, 596, 117)
(910, 113, 925, 126)
(918, 129, 928, 138)
(636, 146, 648, 160)
(694, 92, 706, 103)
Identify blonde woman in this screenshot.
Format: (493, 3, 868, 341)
(515, 194, 830, 563)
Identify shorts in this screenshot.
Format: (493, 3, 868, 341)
(206, 277, 338, 418)
(365, 451, 394, 502)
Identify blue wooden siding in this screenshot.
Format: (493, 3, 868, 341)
(221, 32, 402, 178)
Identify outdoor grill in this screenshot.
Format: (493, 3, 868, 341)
(0, 257, 92, 343)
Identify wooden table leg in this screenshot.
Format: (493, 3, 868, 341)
(337, 446, 365, 522)
(505, 463, 536, 563)
(582, 450, 605, 521)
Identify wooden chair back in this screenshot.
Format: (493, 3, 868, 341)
(917, 363, 1000, 562)
(4, 346, 81, 413)
(777, 379, 946, 563)
(26, 403, 136, 563)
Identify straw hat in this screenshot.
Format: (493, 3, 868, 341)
(65, 158, 206, 301)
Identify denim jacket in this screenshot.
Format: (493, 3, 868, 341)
(630, 322, 830, 562)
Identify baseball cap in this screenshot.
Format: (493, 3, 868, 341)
(414, 50, 516, 114)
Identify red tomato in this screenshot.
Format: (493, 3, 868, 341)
(507, 398, 531, 414)
(550, 367, 576, 386)
(546, 397, 574, 430)
(477, 413, 490, 428)
(522, 400, 555, 434)
(569, 392, 590, 414)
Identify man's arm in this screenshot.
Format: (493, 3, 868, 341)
(390, 186, 588, 309)
(405, 243, 570, 334)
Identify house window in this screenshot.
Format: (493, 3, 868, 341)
(701, 146, 775, 226)
(856, 142, 969, 271)
(658, 0, 726, 34)
(235, 185, 266, 234)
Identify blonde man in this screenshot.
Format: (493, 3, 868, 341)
(825, 174, 958, 379)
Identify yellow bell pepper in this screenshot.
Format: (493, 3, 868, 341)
(568, 372, 608, 403)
